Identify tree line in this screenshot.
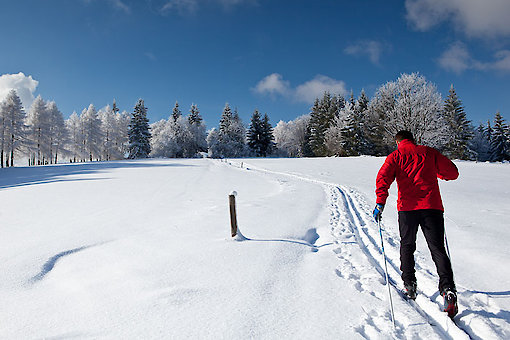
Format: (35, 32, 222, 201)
(1, 72, 508, 167)
(274, 73, 510, 162)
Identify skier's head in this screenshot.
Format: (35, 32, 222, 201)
(395, 130, 415, 144)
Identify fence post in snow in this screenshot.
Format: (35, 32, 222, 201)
(229, 191, 238, 237)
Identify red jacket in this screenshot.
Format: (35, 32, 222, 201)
(376, 139, 459, 211)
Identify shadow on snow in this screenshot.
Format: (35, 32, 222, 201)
(0, 160, 194, 190)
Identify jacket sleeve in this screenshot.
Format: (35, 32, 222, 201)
(435, 150, 459, 181)
(375, 154, 397, 205)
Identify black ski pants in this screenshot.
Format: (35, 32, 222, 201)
(398, 209, 455, 293)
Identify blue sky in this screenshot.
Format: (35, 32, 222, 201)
(1, 0, 510, 127)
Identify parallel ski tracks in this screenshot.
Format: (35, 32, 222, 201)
(220, 160, 500, 339)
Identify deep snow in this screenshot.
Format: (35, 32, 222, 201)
(0, 157, 508, 339)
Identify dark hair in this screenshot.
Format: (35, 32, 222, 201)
(395, 130, 415, 143)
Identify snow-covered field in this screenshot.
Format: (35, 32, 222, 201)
(0, 157, 508, 339)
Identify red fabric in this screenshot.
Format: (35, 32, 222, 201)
(376, 139, 459, 211)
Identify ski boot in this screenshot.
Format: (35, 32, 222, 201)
(442, 289, 458, 319)
(403, 281, 417, 300)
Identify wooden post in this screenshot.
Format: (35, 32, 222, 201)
(229, 191, 238, 237)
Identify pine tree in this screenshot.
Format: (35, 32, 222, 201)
(356, 89, 369, 114)
(247, 110, 273, 157)
(188, 103, 202, 125)
(128, 99, 152, 159)
(172, 101, 181, 122)
(247, 109, 262, 155)
(489, 112, 509, 162)
(112, 99, 120, 115)
(261, 113, 275, 157)
(470, 123, 491, 162)
(185, 103, 207, 157)
(208, 103, 247, 158)
(308, 92, 337, 156)
(443, 85, 473, 159)
(340, 106, 361, 156)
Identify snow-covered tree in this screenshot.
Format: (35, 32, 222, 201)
(81, 104, 103, 161)
(184, 103, 207, 157)
(247, 110, 264, 156)
(66, 111, 85, 162)
(273, 115, 311, 157)
(26, 95, 50, 165)
(325, 105, 358, 156)
(150, 114, 188, 159)
(112, 99, 120, 116)
(324, 90, 371, 157)
(470, 123, 491, 162)
(208, 104, 248, 158)
(443, 85, 473, 160)
(367, 73, 447, 151)
(0, 90, 26, 167)
(489, 112, 509, 162)
(308, 92, 342, 156)
(172, 101, 181, 122)
(99, 104, 124, 161)
(247, 110, 274, 157)
(128, 99, 151, 159)
(46, 101, 67, 164)
(115, 110, 130, 158)
(261, 113, 275, 156)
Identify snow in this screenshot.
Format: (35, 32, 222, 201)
(0, 157, 508, 339)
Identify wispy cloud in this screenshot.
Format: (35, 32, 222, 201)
(109, 0, 130, 13)
(253, 74, 347, 104)
(438, 42, 510, 73)
(344, 40, 387, 65)
(160, 0, 256, 15)
(405, 0, 510, 38)
(82, 0, 131, 13)
(161, 0, 198, 15)
(144, 52, 157, 61)
(0, 72, 39, 110)
(438, 42, 472, 74)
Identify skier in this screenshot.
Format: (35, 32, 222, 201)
(373, 130, 459, 318)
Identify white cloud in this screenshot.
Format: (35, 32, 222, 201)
(254, 74, 347, 104)
(294, 75, 347, 103)
(405, 0, 510, 38)
(344, 40, 385, 65)
(438, 42, 510, 73)
(0, 72, 39, 110)
(253, 73, 290, 96)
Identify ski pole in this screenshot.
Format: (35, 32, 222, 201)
(444, 225, 456, 283)
(378, 217, 395, 329)
(444, 225, 452, 260)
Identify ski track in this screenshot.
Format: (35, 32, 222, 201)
(220, 159, 506, 340)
